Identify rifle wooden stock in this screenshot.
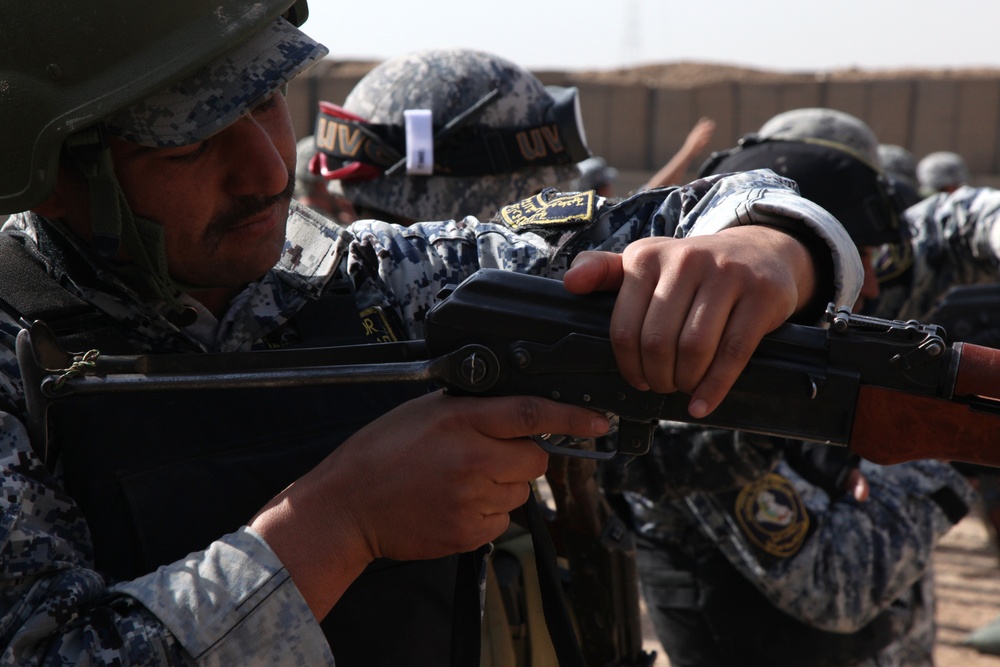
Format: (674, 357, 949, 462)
(851, 386, 1000, 466)
(850, 341, 1000, 466)
(954, 342, 1000, 398)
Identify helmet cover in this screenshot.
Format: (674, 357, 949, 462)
(320, 48, 588, 222)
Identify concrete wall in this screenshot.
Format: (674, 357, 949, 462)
(287, 64, 1000, 190)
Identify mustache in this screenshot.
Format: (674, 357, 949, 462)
(202, 171, 295, 250)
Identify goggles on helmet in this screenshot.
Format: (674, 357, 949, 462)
(311, 85, 590, 182)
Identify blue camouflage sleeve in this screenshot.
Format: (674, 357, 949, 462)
(345, 169, 862, 339)
(684, 457, 975, 632)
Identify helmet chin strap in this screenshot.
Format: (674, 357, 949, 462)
(65, 128, 190, 315)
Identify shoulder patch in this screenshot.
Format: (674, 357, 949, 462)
(733, 472, 809, 559)
(498, 189, 597, 230)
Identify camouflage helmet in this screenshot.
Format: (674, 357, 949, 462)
(0, 0, 315, 214)
(877, 144, 921, 208)
(917, 151, 970, 194)
(699, 108, 906, 247)
(313, 48, 590, 222)
(574, 156, 619, 192)
(757, 107, 880, 164)
(877, 144, 918, 186)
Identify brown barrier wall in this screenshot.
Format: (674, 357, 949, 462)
(287, 62, 1000, 192)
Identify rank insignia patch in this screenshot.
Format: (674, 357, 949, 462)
(498, 189, 597, 230)
(359, 306, 399, 343)
(733, 472, 809, 559)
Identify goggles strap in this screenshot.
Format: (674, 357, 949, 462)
(314, 87, 590, 180)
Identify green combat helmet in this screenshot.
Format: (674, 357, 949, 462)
(0, 0, 322, 308)
(756, 107, 881, 164)
(311, 48, 591, 223)
(0, 0, 311, 215)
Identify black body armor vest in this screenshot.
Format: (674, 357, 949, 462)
(0, 232, 467, 667)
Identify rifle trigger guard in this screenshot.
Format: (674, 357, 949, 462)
(532, 434, 617, 461)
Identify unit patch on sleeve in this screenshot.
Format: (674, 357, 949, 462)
(497, 188, 597, 231)
(358, 306, 400, 343)
(733, 472, 810, 560)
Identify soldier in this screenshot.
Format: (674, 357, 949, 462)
(613, 108, 976, 667)
(574, 156, 619, 197)
(868, 144, 1000, 664)
(312, 48, 647, 666)
(877, 143, 922, 210)
(0, 6, 863, 666)
(916, 150, 970, 197)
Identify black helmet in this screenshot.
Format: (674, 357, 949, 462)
(699, 108, 907, 248)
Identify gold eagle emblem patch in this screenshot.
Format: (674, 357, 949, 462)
(734, 472, 809, 559)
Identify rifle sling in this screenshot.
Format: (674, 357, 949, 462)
(0, 233, 131, 353)
(524, 491, 587, 667)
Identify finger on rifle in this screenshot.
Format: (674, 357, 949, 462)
(563, 250, 625, 294)
(685, 298, 764, 418)
(463, 395, 610, 442)
(610, 241, 695, 392)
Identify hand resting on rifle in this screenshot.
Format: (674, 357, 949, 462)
(563, 226, 817, 419)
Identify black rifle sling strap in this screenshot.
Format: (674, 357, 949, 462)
(524, 491, 587, 667)
(0, 233, 131, 353)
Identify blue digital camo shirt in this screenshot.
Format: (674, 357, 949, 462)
(874, 184, 1000, 322)
(623, 428, 975, 667)
(0, 170, 860, 665)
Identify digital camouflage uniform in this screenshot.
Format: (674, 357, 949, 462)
(875, 185, 1000, 323)
(0, 170, 860, 665)
(617, 424, 975, 667)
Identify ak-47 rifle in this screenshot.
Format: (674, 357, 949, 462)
(15, 267, 1000, 468)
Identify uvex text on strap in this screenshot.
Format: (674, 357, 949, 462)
(311, 86, 590, 181)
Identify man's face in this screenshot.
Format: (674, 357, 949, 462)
(104, 92, 297, 290)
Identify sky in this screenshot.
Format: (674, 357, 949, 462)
(305, 0, 1000, 74)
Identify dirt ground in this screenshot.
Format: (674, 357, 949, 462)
(638, 510, 1000, 666)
